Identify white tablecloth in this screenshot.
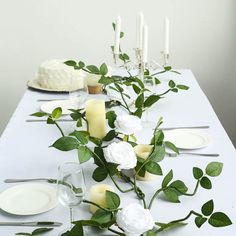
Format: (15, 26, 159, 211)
(0, 70, 235, 235)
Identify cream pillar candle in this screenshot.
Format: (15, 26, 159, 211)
(134, 144, 157, 181)
(89, 184, 114, 213)
(85, 99, 106, 139)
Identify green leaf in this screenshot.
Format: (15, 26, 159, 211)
(162, 170, 173, 188)
(149, 146, 165, 162)
(76, 118, 82, 127)
(135, 161, 146, 177)
(163, 188, 180, 203)
(171, 88, 178, 93)
(15, 233, 31, 236)
(195, 216, 207, 228)
(100, 63, 108, 76)
(135, 93, 144, 108)
(102, 130, 117, 141)
(93, 147, 106, 166)
(154, 77, 161, 85)
(92, 167, 108, 182)
(206, 162, 223, 177)
(78, 61, 85, 68)
(164, 66, 172, 71)
(146, 230, 155, 236)
(69, 131, 88, 144)
(168, 80, 176, 88)
(120, 31, 124, 38)
(177, 85, 189, 90)
(165, 141, 179, 154)
(106, 190, 120, 209)
(91, 209, 113, 224)
(64, 60, 77, 67)
(106, 111, 117, 128)
(99, 76, 112, 85)
(86, 65, 100, 74)
(114, 83, 124, 92)
(145, 161, 162, 175)
(51, 107, 62, 119)
(51, 137, 79, 151)
(106, 162, 119, 176)
(89, 137, 102, 147)
(208, 212, 232, 227)
(32, 228, 53, 235)
(193, 167, 204, 180)
(169, 180, 188, 194)
(62, 223, 84, 236)
(144, 95, 160, 108)
(46, 117, 55, 124)
(201, 199, 214, 216)
(30, 112, 47, 117)
(112, 22, 116, 31)
(78, 146, 91, 163)
(132, 84, 141, 94)
(133, 108, 143, 118)
(200, 176, 212, 189)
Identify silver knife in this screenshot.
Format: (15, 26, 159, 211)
(160, 125, 210, 130)
(37, 99, 67, 102)
(0, 221, 62, 227)
(4, 178, 56, 183)
(26, 119, 72, 122)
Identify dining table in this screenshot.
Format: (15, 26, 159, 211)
(0, 69, 235, 236)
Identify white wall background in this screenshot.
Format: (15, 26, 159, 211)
(0, 0, 235, 145)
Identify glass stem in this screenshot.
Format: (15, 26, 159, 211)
(69, 207, 74, 228)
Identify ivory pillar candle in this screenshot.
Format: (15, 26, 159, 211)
(85, 99, 106, 139)
(89, 184, 114, 213)
(134, 144, 157, 181)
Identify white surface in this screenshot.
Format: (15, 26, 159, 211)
(0, 0, 235, 145)
(40, 100, 77, 115)
(0, 183, 58, 216)
(164, 129, 211, 150)
(0, 70, 235, 235)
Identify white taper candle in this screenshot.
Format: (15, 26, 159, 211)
(164, 17, 170, 55)
(114, 16, 121, 54)
(136, 12, 144, 49)
(142, 24, 148, 63)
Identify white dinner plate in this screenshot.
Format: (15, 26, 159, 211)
(164, 129, 211, 150)
(0, 183, 58, 215)
(41, 99, 77, 115)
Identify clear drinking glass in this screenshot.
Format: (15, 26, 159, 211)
(142, 77, 156, 128)
(69, 77, 88, 109)
(57, 162, 86, 235)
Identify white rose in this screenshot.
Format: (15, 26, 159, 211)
(115, 114, 142, 135)
(104, 142, 137, 170)
(116, 203, 154, 236)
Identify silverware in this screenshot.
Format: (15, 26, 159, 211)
(37, 99, 67, 102)
(160, 125, 210, 131)
(26, 119, 72, 122)
(4, 178, 56, 183)
(0, 221, 62, 227)
(166, 152, 219, 157)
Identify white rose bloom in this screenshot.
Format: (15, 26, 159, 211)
(116, 203, 154, 236)
(104, 142, 137, 170)
(115, 114, 142, 135)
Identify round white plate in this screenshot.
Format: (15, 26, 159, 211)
(0, 183, 58, 215)
(164, 129, 211, 150)
(41, 100, 77, 115)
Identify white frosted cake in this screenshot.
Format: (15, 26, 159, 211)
(35, 60, 84, 91)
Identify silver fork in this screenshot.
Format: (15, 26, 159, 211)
(166, 152, 219, 157)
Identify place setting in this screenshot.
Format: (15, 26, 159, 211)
(0, 7, 235, 236)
